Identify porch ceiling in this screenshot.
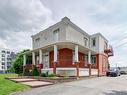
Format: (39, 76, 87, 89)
(32, 42, 97, 55)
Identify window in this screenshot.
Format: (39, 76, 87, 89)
(7, 55, 10, 58)
(7, 66, 10, 69)
(11, 52, 15, 54)
(7, 51, 10, 54)
(2, 66, 5, 69)
(2, 54, 5, 57)
(2, 58, 5, 61)
(2, 62, 5, 65)
(92, 38, 96, 47)
(84, 37, 88, 47)
(85, 55, 88, 62)
(35, 38, 40, 42)
(2, 50, 5, 53)
(53, 29, 59, 42)
(91, 56, 96, 64)
(35, 37, 40, 47)
(7, 62, 11, 65)
(7, 58, 11, 61)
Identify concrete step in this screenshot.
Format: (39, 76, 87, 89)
(20, 81, 53, 88)
(9, 78, 38, 83)
(6, 77, 53, 88)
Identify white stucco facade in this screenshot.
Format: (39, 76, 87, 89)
(32, 17, 109, 55)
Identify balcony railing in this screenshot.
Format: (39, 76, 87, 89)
(104, 45, 114, 57)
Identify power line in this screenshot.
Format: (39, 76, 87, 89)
(111, 30, 127, 45)
(114, 41, 127, 48)
(112, 33, 127, 46)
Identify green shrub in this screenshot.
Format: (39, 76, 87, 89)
(41, 73, 47, 77)
(41, 72, 56, 77)
(18, 73, 23, 76)
(23, 67, 30, 76)
(48, 73, 56, 77)
(32, 66, 39, 76)
(41, 71, 48, 77)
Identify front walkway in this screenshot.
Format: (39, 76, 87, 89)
(13, 75, 127, 95)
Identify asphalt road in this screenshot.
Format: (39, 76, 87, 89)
(13, 75, 127, 95)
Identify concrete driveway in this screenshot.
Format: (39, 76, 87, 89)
(14, 75, 127, 95)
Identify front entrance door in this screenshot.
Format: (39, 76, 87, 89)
(43, 52, 49, 69)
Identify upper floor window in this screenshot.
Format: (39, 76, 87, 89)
(11, 52, 15, 54)
(2, 66, 5, 69)
(85, 55, 88, 62)
(7, 66, 11, 69)
(35, 38, 40, 47)
(2, 62, 5, 65)
(92, 38, 96, 47)
(35, 38, 40, 42)
(7, 51, 10, 54)
(53, 29, 59, 42)
(2, 50, 5, 53)
(84, 37, 88, 47)
(7, 62, 11, 65)
(2, 58, 5, 61)
(2, 54, 5, 57)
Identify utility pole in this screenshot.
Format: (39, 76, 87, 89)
(116, 63, 117, 68)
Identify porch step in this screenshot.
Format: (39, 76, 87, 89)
(9, 78, 38, 83)
(6, 78, 53, 88)
(20, 81, 53, 88)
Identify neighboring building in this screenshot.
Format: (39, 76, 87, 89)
(0, 48, 16, 73)
(24, 17, 113, 76)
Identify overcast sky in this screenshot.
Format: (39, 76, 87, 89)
(0, 0, 127, 67)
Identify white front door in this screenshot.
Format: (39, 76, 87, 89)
(43, 52, 49, 69)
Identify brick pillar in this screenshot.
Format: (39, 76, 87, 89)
(96, 54, 100, 77)
(89, 64, 91, 76)
(76, 62, 79, 79)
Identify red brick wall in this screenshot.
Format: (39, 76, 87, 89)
(96, 54, 108, 76)
(49, 48, 85, 68)
(79, 52, 85, 67)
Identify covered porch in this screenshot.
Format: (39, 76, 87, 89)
(23, 42, 98, 77)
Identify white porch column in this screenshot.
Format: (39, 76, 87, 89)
(54, 45, 58, 62)
(23, 54, 26, 66)
(32, 52, 35, 65)
(88, 51, 91, 64)
(75, 45, 79, 62)
(39, 49, 42, 64)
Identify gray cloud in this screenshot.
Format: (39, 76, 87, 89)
(0, 0, 127, 66)
(0, 0, 54, 51)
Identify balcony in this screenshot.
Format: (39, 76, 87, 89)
(104, 45, 114, 57)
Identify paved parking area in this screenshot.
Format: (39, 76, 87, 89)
(14, 75, 127, 95)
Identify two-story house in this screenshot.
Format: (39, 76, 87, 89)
(23, 17, 113, 77)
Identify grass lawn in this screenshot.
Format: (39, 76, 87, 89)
(0, 74, 30, 95)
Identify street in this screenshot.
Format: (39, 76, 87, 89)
(14, 75, 127, 95)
